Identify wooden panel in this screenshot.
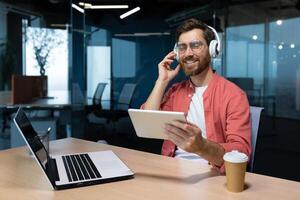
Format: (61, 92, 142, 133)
(11, 75, 47, 104)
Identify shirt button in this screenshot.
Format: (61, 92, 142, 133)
(188, 94, 192, 97)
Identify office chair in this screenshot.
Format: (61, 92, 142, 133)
(87, 83, 136, 143)
(92, 83, 136, 123)
(86, 82, 108, 121)
(249, 106, 264, 172)
(115, 83, 137, 110)
(107, 83, 137, 129)
(86, 83, 108, 116)
(93, 83, 108, 107)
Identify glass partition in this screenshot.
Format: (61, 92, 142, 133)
(227, 4, 300, 119)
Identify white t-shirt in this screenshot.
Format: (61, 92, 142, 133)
(175, 85, 208, 164)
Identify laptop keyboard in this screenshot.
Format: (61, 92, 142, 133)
(62, 154, 102, 182)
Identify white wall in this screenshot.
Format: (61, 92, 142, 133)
(87, 46, 111, 100)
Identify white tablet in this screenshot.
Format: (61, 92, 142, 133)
(128, 109, 186, 140)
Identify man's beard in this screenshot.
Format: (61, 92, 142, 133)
(180, 54, 210, 77)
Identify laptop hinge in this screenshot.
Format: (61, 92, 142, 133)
(46, 157, 60, 182)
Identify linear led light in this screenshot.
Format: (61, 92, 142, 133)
(90, 5, 128, 9)
(72, 3, 84, 13)
(120, 7, 140, 19)
(79, 2, 92, 7)
(85, 5, 128, 9)
(78, 2, 128, 9)
(114, 32, 171, 37)
(50, 24, 70, 28)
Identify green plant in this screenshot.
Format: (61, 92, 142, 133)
(26, 28, 64, 76)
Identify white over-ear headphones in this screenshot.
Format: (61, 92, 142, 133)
(173, 24, 221, 61)
(206, 25, 221, 58)
(173, 43, 179, 61)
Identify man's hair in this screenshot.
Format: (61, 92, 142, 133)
(175, 18, 215, 45)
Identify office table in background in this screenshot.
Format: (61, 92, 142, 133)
(0, 138, 299, 200)
(0, 90, 72, 108)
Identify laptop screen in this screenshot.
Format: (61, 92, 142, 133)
(14, 108, 48, 170)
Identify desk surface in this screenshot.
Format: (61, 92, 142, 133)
(0, 138, 299, 200)
(0, 91, 72, 108)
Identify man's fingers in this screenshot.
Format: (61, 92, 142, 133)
(164, 124, 189, 140)
(165, 131, 183, 147)
(171, 120, 201, 137)
(167, 122, 193, 137)
(185, 123, 201, 136)
(165, 51, 176, 59)
(164, 58, 175, 63)
(170, 120, 189, 131)
(186, 121, 198, 128)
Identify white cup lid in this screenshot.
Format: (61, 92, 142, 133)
(223, 150, 248, 163)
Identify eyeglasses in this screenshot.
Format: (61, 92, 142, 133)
(175, 40, 205, 54)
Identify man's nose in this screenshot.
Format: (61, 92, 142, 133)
(184, 46, 194, 57)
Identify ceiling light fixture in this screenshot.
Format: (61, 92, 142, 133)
(290, 44, 295, 48)
(79, 2, 92, 7)
(78, 3, 128, 9)
(252, 35, 258, 40)
(50, 24, 70, 28)
(276, 19, 283, 25)
(72, 3, 84, 13)
(120, 7, 140, 19)
(114, 32, 170, 37)
(87, 5, 128, 9)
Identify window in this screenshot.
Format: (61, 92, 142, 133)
(25, 27, 68, 90)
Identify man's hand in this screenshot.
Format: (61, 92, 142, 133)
(164, 120, 225, 166)
(164, 120, 205, 154)
(157, 51, 181, 83)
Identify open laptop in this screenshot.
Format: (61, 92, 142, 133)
(13, 107, 134, 190)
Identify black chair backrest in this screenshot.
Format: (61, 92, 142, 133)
(93, 83, 107, 106)
(117, 83, 136, 110)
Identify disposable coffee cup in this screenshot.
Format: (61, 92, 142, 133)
(223, 150, 248, 192)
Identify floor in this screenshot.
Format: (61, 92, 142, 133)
(1, 114, 300, 182)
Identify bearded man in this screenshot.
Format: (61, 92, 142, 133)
(141, 18, 251, 173)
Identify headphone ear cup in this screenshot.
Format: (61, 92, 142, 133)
(209, 39, 218, 58)
(176, 51, 179, 61)
(173, 45, 179, 61)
